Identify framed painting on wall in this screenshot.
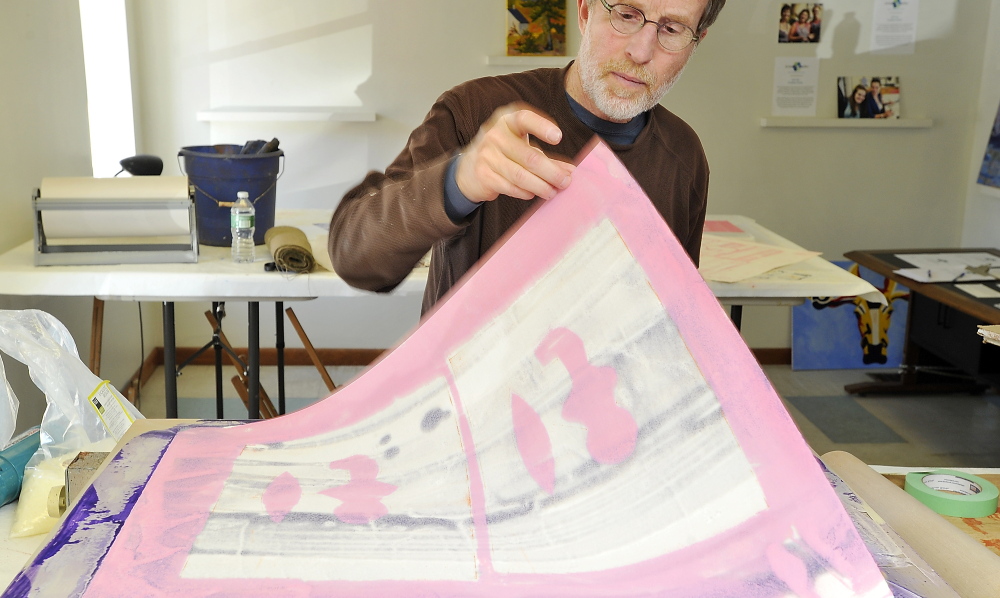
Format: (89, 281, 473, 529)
(507, 0, 567, 56)
(792, 261, 909, 370)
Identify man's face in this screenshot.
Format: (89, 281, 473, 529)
(574, 0, 707, 123)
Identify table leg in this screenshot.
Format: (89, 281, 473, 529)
(214, 302, 224, 419)
(163, 301, 178, 418)
(729, 305, 743, 331)
(89, 298, 104, 377)
(276, 302, 285, 415)
(248, 301, 260, 419)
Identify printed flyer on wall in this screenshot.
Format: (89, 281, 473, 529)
(772, 57, 819, 117)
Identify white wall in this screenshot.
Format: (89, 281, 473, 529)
(0, 3, 143, 433)
(4, 2, 997, 427)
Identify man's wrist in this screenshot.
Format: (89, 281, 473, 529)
(443, 153, 481, 222)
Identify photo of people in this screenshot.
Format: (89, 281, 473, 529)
(779, 3, 821, 43)
(837, 76, 900, 119)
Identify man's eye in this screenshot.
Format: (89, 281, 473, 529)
(661, 21, 687, 35)
(616, 8, 642, 22)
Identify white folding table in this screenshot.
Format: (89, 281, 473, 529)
(0, 211, 877, 419)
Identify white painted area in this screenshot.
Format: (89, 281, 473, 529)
(181, 376, 478, 581)
(451, 221, 766, 574)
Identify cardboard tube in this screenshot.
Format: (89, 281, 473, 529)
(822, 451, 1000, 598)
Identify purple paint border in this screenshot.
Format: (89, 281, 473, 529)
(1, 422, 237, 597)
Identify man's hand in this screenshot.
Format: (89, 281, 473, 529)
(455, 104, 575, 204)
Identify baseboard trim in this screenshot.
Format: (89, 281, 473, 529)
(172, 347, 386, 367)
(124, 347, 385, 399)
(752, 348, 792, 365)
(125, 345, 790, 399)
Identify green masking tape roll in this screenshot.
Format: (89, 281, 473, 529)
(904, 469, 999, 518)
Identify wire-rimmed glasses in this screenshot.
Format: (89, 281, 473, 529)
(599, 0, 699, 52)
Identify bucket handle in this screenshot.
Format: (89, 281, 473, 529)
(178, 155, 284, 208)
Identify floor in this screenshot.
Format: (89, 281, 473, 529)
(135, 363, 1000, 469)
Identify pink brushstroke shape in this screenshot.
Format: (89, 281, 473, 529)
(536, 327, 637, 465)
(510, 393, 556, 494)
(320, 455, 397, 524)
(262, 471, 301, 523)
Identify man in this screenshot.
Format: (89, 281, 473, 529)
(330, 0, 726, 313)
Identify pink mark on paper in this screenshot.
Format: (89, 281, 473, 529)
(320, 455, 397, 524)
(262, 471, 301, 523)
(511, 393, 556, 494)
(703, 219, 744, 233)
(536, 327, 637, 464)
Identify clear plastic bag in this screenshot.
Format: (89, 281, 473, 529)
(0, 309, 144, 537)
(0, 352, 16, 449)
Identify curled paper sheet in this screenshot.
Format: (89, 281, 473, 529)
(265, 226, 315, 273)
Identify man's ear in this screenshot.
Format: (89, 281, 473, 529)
(578, 0, 590, 33)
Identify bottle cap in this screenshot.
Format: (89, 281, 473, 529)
(237, 191, 249, 200)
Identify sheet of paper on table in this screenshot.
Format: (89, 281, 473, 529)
(699, 234, 820, 283)
(893, 252, 1000, 284)
(978, 324, 1000, 346)
(955, 283, 1000, 299)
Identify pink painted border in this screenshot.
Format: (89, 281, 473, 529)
(84, 141, 886, 597)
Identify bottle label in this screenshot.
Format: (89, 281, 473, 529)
(231, 214, 255, 228)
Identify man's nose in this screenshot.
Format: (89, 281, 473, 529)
(625, 22, 658, 64)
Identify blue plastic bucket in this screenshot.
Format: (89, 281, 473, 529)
(178, 145, 284, 246)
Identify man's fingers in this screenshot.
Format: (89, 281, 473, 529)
(456, 105, 573, 203)
(501, 109, 563, 146)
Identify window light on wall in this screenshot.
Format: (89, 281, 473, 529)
(79, 0, 135, 177)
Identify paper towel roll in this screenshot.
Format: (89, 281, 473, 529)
(40, 176, 189, 200)
(38, 176, 191, 239)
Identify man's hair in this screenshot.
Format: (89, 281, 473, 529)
(586, 0, 727, 36)
(697, 0, 726, 34)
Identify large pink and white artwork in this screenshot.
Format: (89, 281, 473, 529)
(5, 141, 890, 597)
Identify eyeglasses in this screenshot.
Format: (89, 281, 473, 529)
(599, 0, 699, 52)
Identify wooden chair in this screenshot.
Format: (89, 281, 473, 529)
(284, 307, 337, 392)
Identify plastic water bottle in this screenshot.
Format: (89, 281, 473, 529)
(231, 191, 255, 263)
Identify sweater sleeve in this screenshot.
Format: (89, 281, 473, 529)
(328, 98, 472, 293)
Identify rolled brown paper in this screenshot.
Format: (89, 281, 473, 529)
(822, 451, 1000, 598)
(265, 226, 315, 273)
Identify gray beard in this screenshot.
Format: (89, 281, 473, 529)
(577, 33, 686, 122)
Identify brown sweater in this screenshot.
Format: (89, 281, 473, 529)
(329, 65, 709, 313)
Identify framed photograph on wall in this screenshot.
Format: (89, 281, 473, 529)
(778, 3, 822, 43)
(977, 97, 1000, 189)
(507, 0, 567, 56)
(837, 76, 901, 119)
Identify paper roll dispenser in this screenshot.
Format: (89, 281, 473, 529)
(33, 176, 198, 266)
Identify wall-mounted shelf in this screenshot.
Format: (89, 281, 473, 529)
(486, 55, 574, 67)
(196, 106, 377, 122)
(760, 117, 933, 129)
